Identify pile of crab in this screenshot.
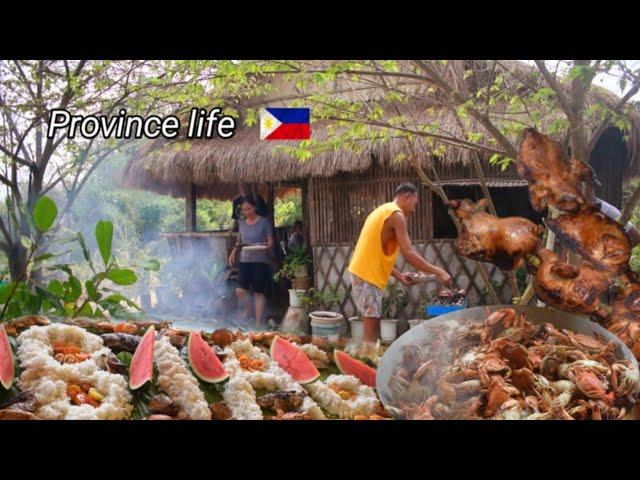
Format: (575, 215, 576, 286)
(388, 308, 640, 420)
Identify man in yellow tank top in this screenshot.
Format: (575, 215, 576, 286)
(348, 182, 453, 343)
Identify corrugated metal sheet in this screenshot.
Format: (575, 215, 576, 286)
(437, 178, 528, 188)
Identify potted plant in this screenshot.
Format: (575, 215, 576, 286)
(301, 288, 345, 341)
(274, 246, 312, 306)
(274, 246, 311, 281)
(380, 282, 409, 343)
(408, 296, 429, 330)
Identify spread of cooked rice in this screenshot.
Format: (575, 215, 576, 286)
(305, 374, 379, 419)
(154, 336, 211, 420)
(17, 324, 133, 419)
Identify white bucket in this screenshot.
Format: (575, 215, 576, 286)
(288, 289, 305, 308)
(349, 317, 364, 341)
(309, 311, 344, 343)
(380, 319, 399, 343)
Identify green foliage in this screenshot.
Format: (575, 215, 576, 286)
(273, 246, 311, 282)
(274, 196, 302, 227)
(300, 287, 343, 314)
(0, 196, 149, 321)
(381, 282, 409, 319)
(33, 197, 58, 232)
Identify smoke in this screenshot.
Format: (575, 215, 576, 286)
(56, 154, 248, 330)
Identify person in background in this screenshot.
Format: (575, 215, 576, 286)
(287, 220, 305, 253)
(596, 197, 640, 246)
(348, 182, 453, 345)
(231, 183, 269, 232)
(227, 197, 274, 327)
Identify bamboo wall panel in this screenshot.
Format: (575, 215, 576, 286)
(313, 240, 512, 326)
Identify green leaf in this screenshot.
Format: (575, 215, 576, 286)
(103, 294, 141, 310)
(489, 153, 501, 165)
(85, 280, 100, 301)
(20, 236, 32, 250)
(77, 302, 94, 316)
(36, 286, 64, 312)
(106, 269, 137, 285)
(64, 276, 82, 302)
(142, 259, 161, 271)
(32, 196, 58, 232)
(117, 351, 133, 367)
(34, 253, 54, 263)
(95, 220, 113, 267)
(47, 280, 64, 297)
(76, 233, 94, 271)
(0, 282, 16, 304)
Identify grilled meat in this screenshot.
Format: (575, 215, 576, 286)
(100, 333, 140, 353)
(148, 394, 179, 417)
(532, 249, 612, 317)
(0, 391, 36, 413)
(517, 128, 597, 213)
(103, 352, 127, 375)
(0, 409, 37, 420)
(450, 198, 543, 271)
(209, 401, 233, 420)
(256, 391, 305, 412)
(545, 203, 630, 274)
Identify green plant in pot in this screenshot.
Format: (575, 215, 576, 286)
(302, 287, 346, 340)
(273, 246, 311, 282)
(380, 282, 409, 343)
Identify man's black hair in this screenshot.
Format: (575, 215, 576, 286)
(394, 182, 418, 196)
(293, 220, 303, 227)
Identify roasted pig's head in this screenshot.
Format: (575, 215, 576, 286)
(450, 198, 543, 271)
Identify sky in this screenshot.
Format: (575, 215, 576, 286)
(522, 60, 640, 101)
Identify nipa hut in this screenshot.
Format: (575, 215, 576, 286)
(121, 60, 640, 319)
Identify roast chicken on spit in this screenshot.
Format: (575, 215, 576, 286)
(545, 203, 631, 274)
(450, 198, 543, 271)
(517, 128, 598, 213)
(531, 248, 612, 318)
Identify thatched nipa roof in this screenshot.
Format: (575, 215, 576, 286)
(120, 60, 640, 200)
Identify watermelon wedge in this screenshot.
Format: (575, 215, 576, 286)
(334, 350, 377, 388)
(270, 335, 320, 384)
(129, 325, 155, 390)
(188, 332, 228, 383)
(0, 324, 14, 390)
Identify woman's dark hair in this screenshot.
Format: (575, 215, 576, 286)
(242, 195, 258, 208)
(394, 182, 418, 196)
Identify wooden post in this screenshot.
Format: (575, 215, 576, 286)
(185, 183, 197, 232)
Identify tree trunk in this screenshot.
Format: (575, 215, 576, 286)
(8, 242, 27, 281)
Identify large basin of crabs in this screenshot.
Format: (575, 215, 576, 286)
(0, 315, 390, 420)
(377, 305, 640, 420)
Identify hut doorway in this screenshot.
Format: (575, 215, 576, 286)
(589, 126, 630, 208)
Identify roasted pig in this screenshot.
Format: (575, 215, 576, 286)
(602, 282, 640, 359)
(450, 198, 543, 271)
(532, 249, 612, 317)
(545, 204, 631, 274)
(517, 128, 597, 213)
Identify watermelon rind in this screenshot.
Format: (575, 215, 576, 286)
(333, 350, 377, 388)
(270, 335, 320, 384)
(187, 332, 228, 383)
(129, 325, 155, 390)
(0, 325, 14, 390)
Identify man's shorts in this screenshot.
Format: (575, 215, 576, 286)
(349, 272, 383, 318)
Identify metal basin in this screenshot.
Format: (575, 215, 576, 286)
(376, 305, 639, 416)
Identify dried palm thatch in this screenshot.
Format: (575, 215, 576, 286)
(120, 60, 640, 200)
